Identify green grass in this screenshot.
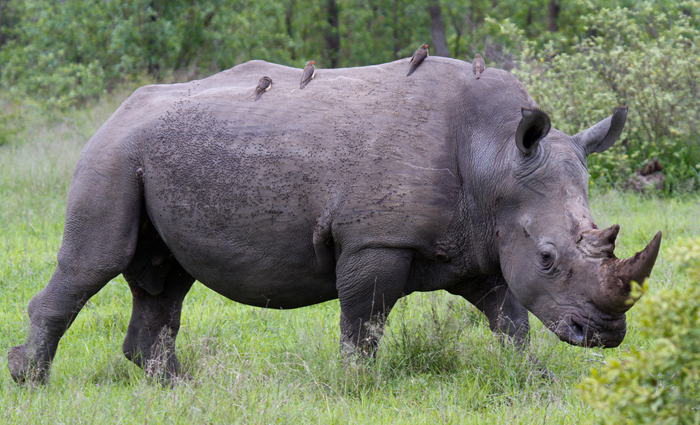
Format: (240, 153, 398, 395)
(0, 92, 697, 424)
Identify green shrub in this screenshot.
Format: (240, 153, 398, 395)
(513, 1, 700, 192)
(0, 0, 430, 107)
(0, 0, 190, 107)
(580, 238, 700, 424)
(3, 0, 699, 190)
(673, 238, 700, 281)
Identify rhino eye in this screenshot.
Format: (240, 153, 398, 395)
(539, 250, 555, 270)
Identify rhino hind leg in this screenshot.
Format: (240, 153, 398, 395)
(8, 162, 142, 384)
(336, 248, 412, 356)
(122, 218, 194, 380)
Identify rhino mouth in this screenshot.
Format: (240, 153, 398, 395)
(553, 308, 627, 348)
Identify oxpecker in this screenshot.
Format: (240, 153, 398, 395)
(407, 44, 429, 77)
(300, 61, 316, 89)
(472, 54, 485, 79)
(254, 76, 273, 101)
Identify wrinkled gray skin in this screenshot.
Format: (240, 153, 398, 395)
(8, 58, 661, 383)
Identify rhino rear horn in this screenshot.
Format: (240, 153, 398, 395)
(516, 108, 551, 155)
(573, 106, 628, 155)
(578, 224, 619, 258)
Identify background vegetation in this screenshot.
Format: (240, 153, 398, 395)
(514, 2, 700, 191)
(1, 0, 699, 189)
(1, 0, 699, 423)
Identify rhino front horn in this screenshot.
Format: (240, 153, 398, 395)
(602, 231, 662, 314)
(618, 231, 662, 286)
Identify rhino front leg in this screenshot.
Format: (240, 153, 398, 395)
(448, 274, 530, 349)
(122, 262, 194, 381)
(336, 248, 411, 356)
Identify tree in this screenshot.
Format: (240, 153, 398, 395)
(427, 0, 450, 56)
(325, 0, 340, 67)
(547, 0, 559, 32)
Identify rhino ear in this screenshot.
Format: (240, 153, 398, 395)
(573, 106, 628, 155)
(516, 108, 551, 155)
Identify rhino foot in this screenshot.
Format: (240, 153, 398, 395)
(7, 345, 49, 384)
(147, 362, 192, 388)
(527, 353, 556, 381)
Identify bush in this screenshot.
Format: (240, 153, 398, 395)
(2, 0, 698, 191)
(513, 1, 700, 192)
(0, 0, 430, 108)
(580, 237, 700, 424)
(0, 0, 199, 107)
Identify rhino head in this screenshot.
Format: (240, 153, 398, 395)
(496, 107, 661, 348)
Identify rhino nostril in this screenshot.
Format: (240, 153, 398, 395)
(569, 323, 585, 346)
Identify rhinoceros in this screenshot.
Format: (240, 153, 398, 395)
(8, 58, 661, 383)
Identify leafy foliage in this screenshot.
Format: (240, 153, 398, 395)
(0, 0, 433, 107)
(580, 238, 700, 424)
(1, 0, 698, 190)
(673, 237, 700, 282)
(514, 1, 700, 191)
(1, 0, 646, 105)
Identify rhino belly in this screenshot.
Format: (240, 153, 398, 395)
(139, 155, 339, 309)
(148, 201, 338, 308)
